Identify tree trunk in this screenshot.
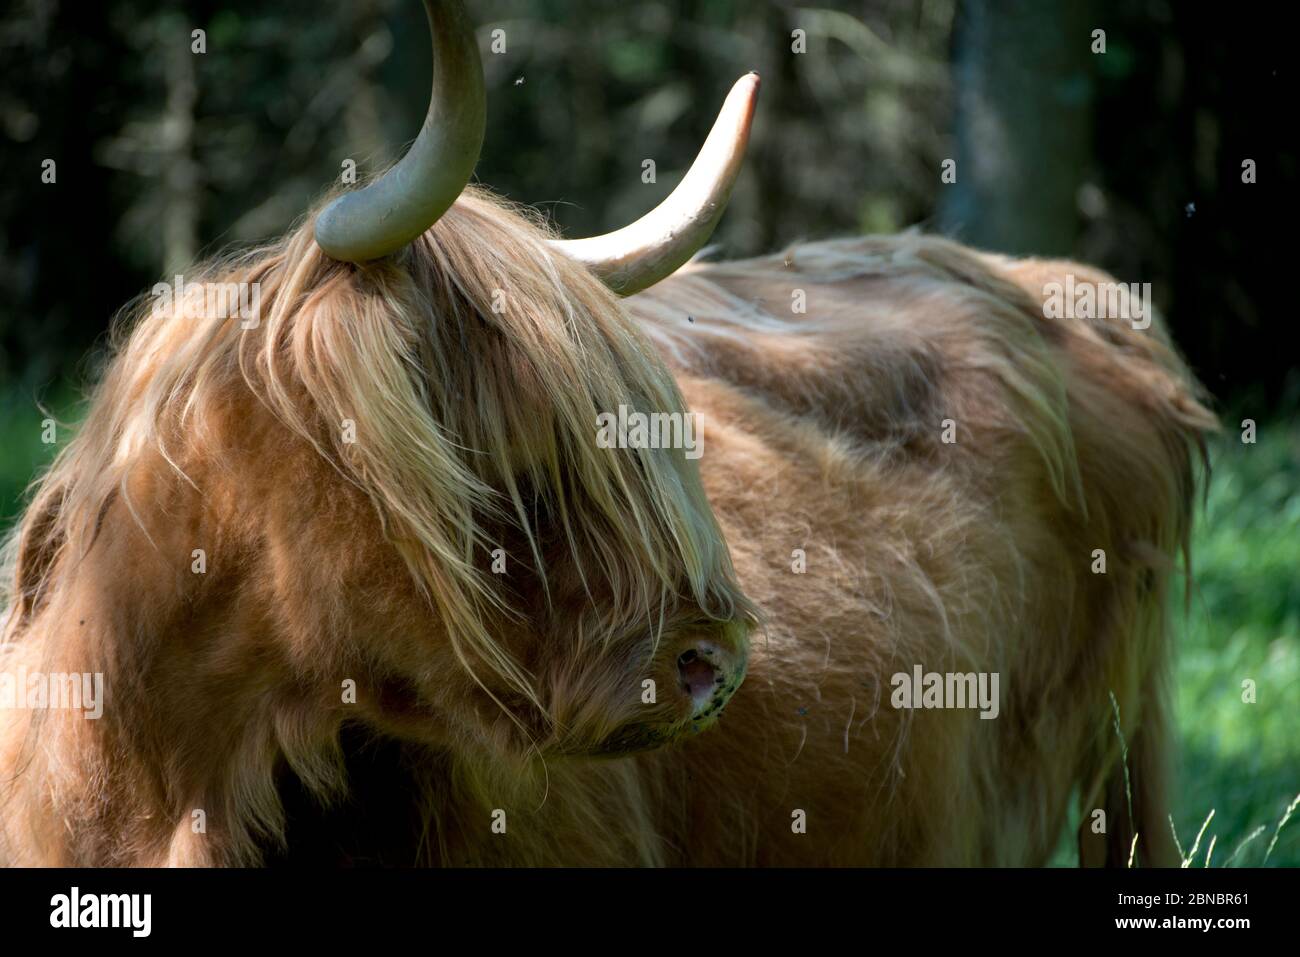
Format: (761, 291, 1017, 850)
(940, 0, 1093, 256)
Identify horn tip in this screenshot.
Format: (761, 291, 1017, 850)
(730, 73, 761, 128)
(732, 73, 761, 114)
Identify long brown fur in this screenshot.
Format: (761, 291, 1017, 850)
(0, 188, 1214, 866)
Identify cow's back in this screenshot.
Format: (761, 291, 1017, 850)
(627, 234, 1214, 865)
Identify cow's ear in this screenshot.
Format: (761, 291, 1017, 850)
(10, 480, 67, 624)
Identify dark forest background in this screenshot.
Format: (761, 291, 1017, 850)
(2, 0, 1295, 401)
(1, 1, 1297, 864)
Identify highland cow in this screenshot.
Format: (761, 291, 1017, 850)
(0, 0, 1214, 866)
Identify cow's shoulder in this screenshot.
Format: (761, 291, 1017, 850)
(632, 233, 1053, 450)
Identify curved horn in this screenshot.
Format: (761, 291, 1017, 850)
(315, 0, 485, 263)
(550, 72, 760, 296)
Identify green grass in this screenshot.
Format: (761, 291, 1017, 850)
(1046, 416, 1300, 866)
(2, 382, 1297, 865)
(1167, 417, 1300, 866)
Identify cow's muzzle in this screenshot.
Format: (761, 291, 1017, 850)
(676, 638, 744, 721)
(582, 622, 749, 756)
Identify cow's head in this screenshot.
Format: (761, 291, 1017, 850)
(296, 0, 760, 762)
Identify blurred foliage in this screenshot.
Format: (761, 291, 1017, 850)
(0, 0, 961, 391)
(5, 0, 1290, 405)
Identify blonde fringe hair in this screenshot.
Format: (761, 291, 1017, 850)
(2, 187, 754, 722)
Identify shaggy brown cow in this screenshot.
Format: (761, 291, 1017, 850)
(0, 1, 1213, 866)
